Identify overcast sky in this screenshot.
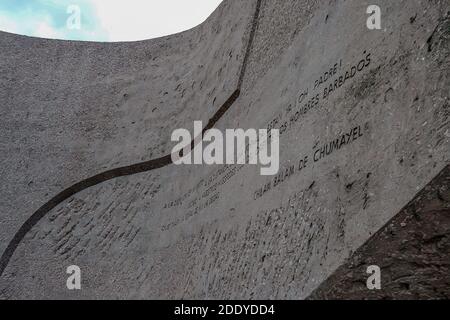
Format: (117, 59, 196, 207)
(0, 0, 223, 41)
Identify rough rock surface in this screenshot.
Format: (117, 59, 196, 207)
(310, 165, 450, 300)
(0, 0, 448, 299)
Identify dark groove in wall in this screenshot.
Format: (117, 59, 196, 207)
(237, 0, 262, 89)
(0, 0, 263, 277)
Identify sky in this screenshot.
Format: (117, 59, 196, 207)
(0, 0, 223, 42)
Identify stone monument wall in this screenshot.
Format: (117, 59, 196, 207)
(0, 0, 448, 299)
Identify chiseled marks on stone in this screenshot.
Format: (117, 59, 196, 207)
(0, 0, 449, 299)
(0, 172, 161, 299)
(242, 0, 320, 92)
(0, 0, 254, 256)
(0, 0, 262, 280)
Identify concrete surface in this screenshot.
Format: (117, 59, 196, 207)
(0, 0, 448, 299)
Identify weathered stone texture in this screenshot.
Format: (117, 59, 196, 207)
(0, 0, 448, 299)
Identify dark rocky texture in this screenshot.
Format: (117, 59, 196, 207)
(310, 165, 450, 300)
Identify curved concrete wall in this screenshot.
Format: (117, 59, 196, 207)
(0, 0, 254, 258)
(0, 0, 448, 299)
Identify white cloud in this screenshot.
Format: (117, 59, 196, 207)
(0, 0, 224, 42)
(35, 19, 62, 39)
(0, 9, 62, 39)
(90, 0, 223, 41)
(0, 11, 19, 34)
